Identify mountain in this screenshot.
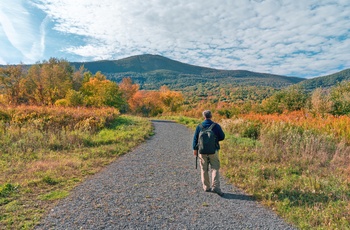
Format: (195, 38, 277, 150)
(297, 68, 350, 91)
(72, 54, 216, 75)
(71, 54, 305, 90)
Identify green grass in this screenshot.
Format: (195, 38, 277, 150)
(38, 190, 69, 201)
(160, 115, 201, 129)
(0, 110, 153, 229)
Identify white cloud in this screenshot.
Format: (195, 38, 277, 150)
(0, 1, 44, 63)
(8, 0, 350, 77)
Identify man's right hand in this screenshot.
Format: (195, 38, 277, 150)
(193, 150, 198, 156)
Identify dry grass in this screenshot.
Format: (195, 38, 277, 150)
(219, 113, 350, 229)
(0, 106, 153, 229)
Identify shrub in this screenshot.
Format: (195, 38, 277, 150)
(54, 99, 69, 107)
(0, 183, 18, 198)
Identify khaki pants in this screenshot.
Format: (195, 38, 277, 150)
(199, 152, 221, 191)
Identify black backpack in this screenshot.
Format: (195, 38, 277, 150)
(198, 123, 217, 154)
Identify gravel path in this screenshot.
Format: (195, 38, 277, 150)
(36, 120, 296, 230)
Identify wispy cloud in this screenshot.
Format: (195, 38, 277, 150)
(0, 1, 45, 63)
(7, 0, 350, 77)
(37, 15, 50, 58)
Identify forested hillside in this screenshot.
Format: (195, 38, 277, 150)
(298, 68, 350, 91)
(70, 54, 305, 90)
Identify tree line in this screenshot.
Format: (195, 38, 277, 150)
(0, 58, 184, 116)
(180, 82, 350, 118)
(258, 83, 350, 116)
(2, 57, 350, 118)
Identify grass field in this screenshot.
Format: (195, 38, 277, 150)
(0, 106, 153, 229)
(2, 109, 349, 229)
(173, 114, 350, 229)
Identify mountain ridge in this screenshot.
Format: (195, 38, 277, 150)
(71, 54, 217, 74)
(297, 68, 350, 91)
(70, 54, 304, 89)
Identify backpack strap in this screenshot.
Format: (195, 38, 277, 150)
(199, 124, 204, 130)
(207, 123, 216, 131)
(199, 123, 216, 131)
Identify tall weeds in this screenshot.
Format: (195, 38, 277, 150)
(220, 114, 350, 229)
(0, 106, 152, 229)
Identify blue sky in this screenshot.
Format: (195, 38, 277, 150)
(0, 0, 349, 78)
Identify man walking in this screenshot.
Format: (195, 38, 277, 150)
(193, 110, 225, 196)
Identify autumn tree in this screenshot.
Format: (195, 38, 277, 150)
(127, 85, 184, 116)
(261, 86, 307, 114)
(118, 77, 139, 112)
(330, 82, 350, 115)
(283, 86, 308, 111)
(310, 88, 332, 116)
(260, 92, 285, 114)
(129, 90, 163, 116)
(22, 64, 43, 104)
(72, 65, 86, 91)
(81, 72, 126, 109)
(0, 65, 26, 105)
(23, 58, 73, 105)
(65, 89, 85, 106)
(159, 85, 184, 112)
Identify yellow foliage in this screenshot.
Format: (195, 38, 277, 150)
(54, 99, 69, 107)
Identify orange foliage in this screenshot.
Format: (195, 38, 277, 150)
(159, 86, 183, 112)
(129, 90, 163, 116)
(128, 85, 184, 116)
(241, 111, 350, 144)
(119, 77, 139, 101)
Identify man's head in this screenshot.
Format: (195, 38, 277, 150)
(202, 110, 212, 119)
